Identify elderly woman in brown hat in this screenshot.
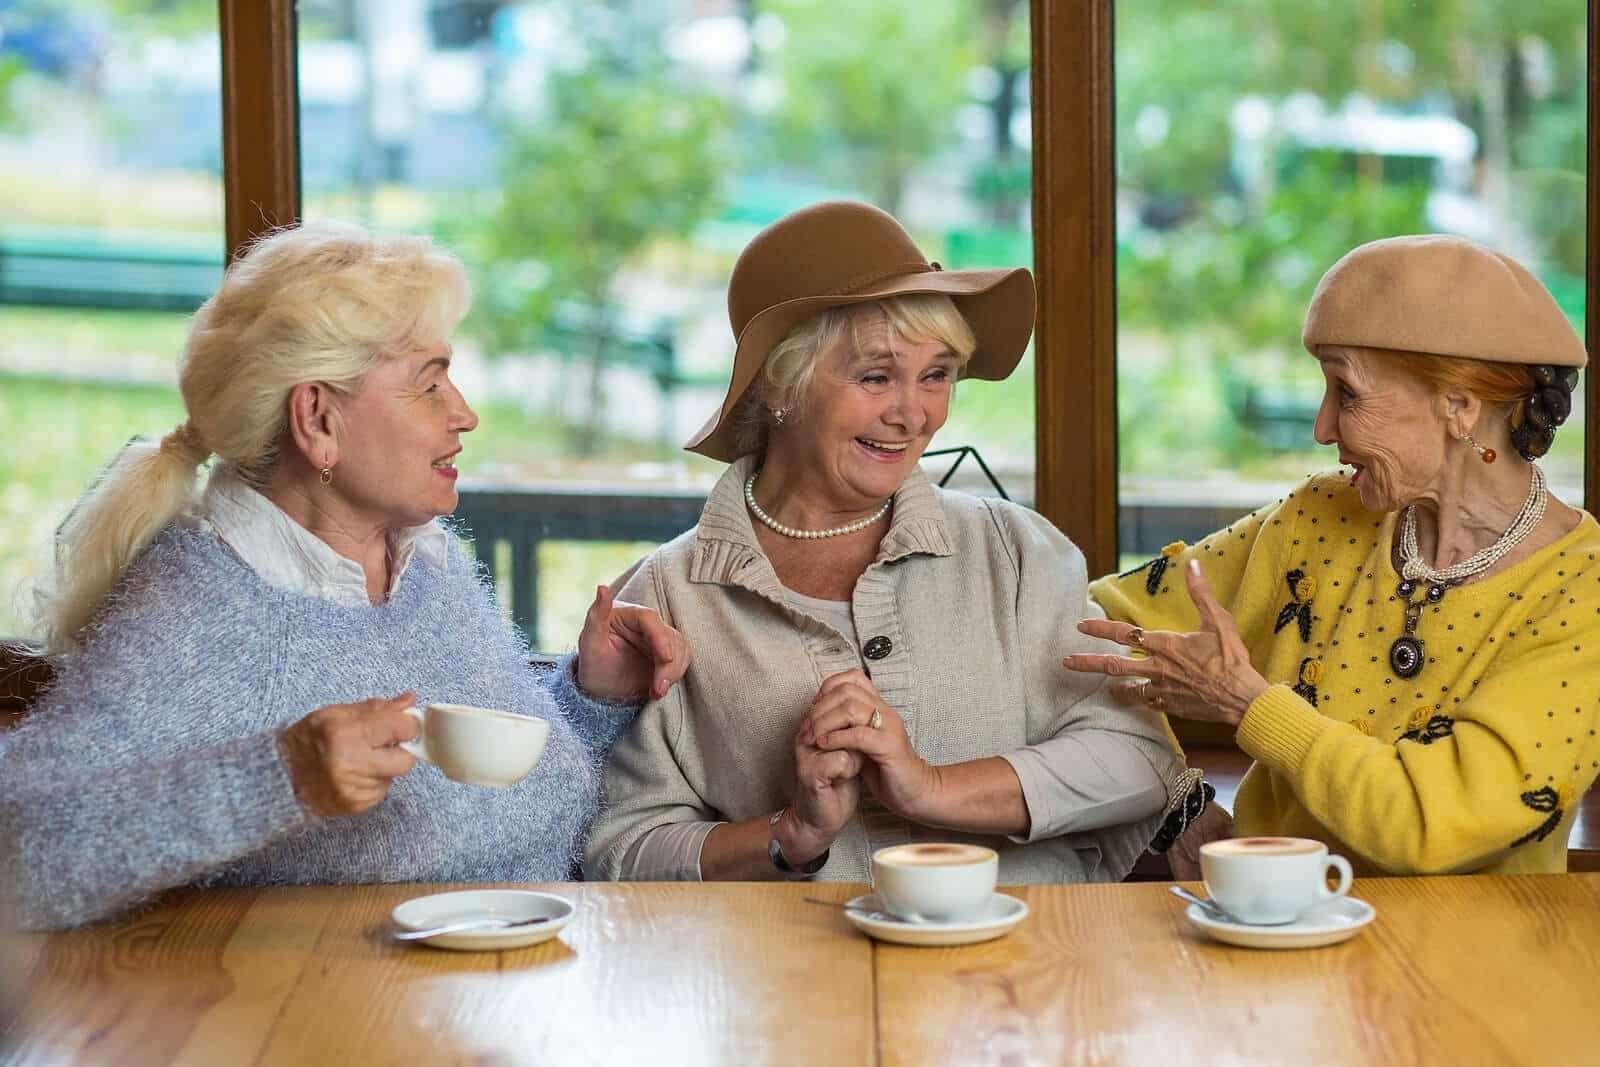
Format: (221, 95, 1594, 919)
(584, 201, 1197, 884)
(1076, 235, 1600, 876)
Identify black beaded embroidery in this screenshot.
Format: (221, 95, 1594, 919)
(1510, 785, 1565, 847)
(1291, 656, 1321, 707)
(1397, 715, 1454, 745)
(1274, 569, 1315, 643)
(1119, 554, 1171, 597)
(1390, 578, 1450, 680)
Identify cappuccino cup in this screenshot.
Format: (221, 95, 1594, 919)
(1199, 836, 1353, 925)
(400, 703, 549, 788)
(871, 843, 998, 923)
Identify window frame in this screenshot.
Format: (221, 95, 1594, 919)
(218, 0, 1600, 580)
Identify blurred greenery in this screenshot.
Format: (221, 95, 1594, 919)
(460, 24, 725, 456)
(756, 0, 974, 215)
(1114, 0, 1587, 482)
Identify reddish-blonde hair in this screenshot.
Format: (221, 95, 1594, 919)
(1361, 346, 1533, 409)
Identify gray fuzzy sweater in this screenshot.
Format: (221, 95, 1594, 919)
(1, 525, 633, 930)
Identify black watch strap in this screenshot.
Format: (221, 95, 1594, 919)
(768, 809, 829, 876)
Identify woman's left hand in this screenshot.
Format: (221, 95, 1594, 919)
(575, 585, 692, 702)
(801, 669, 937, 819)
(1064, 560, 1270, 728)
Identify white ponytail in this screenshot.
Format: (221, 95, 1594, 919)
(33, 222, 469, 653)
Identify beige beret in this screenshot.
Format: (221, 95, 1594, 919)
(1302, 235, 1587, 369)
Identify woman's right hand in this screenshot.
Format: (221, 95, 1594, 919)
(277, 693, 420, 818)
(778, 729, 865, 864)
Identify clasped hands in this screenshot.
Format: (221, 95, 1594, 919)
(779, 668, 936, 862)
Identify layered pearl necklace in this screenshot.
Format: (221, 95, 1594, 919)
(1398, 462, 1547, 584)
(744, 472, 891, 540)
(1387, 463, 1547, 679)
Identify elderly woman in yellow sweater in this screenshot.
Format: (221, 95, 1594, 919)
(1073, 235, 1599, 876)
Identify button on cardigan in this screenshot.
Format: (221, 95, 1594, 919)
(585, 455, 1186, 884)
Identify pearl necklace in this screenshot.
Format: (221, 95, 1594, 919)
(744, 472, 891, 540)
(1387, 463, 1546, 680)
(1398, 462, 1547, 585)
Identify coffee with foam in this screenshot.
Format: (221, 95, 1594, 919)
(871, 843, 998, 923)
(1202, 836, 1323, 857)
(874, 843, 994, 867)
(1199, 836, 1354, 925)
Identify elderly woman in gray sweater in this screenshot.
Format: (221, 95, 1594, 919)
(2, 223, 688, 930)
(585, 202, 1202, 884)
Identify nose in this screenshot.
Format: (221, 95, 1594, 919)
(452, 389, 479, 434)
(1312, 387, 1338, 447)
(883, 379, 927, 436)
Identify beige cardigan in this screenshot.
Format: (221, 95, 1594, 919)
(584, 457, 1187, 884)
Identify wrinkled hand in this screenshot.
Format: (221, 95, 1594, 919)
(802, 669, 936, 821)
(1064, 561, 1270, 727)
(278, 693, 419, 818)
(782, 719, 865, 865)
(575, 585, 692, 702)
(1166, 802, 1235, 882)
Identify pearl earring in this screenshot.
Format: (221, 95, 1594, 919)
(771, 408, 788, 425)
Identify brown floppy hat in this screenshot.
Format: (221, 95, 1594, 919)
(685, 200, 1036, 461)
(1302, 234, 1587, 368)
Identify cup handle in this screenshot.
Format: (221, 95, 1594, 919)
(1321, 854, 1353, 900)
(398, 706, 430, 765)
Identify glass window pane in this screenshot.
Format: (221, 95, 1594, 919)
(297, 0, 1033, 647)
(1114, 4, 1586, 562)
(0, 2, 223, 637)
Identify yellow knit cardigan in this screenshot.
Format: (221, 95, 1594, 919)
(1090, 471, 1600, 875)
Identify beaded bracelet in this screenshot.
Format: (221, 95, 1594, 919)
(1147, 780, 1216, 855)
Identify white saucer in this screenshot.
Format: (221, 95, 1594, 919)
(842, 892, 1028, 947)
(1184, 896, 1376, 950)
(390, 889, 574, 951)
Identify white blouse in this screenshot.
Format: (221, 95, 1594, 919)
(189, 465, 450, 606)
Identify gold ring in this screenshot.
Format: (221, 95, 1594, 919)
(1147, 691, 1169, 712)
(868, 708, 884, 730)
(1127, 627, 1146, 650)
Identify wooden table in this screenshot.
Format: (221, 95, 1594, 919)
(7, 876, 1600, 1066)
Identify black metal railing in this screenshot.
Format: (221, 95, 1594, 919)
(452, 476, 1255, 643)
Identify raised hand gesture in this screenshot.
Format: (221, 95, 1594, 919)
(1065, 560, 1270, 727)
(575, 585, 692, 702)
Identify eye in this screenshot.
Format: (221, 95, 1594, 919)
(860, 372, 890, 386)
(924, 367, 952, 383)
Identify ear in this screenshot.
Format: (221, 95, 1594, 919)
(284, 382, 342, 470)
(1435, 387, 1484, 438)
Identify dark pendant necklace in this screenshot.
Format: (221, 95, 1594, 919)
(1389, 578, 1449, 679)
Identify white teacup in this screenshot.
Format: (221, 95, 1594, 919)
(1199, 836, 1353, 925)
(871, 843, 998, 923)
(400, 703, 549, 788)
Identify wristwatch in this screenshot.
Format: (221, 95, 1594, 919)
(768, 809, 830, 876)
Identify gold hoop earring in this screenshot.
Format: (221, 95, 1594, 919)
(320, 467, 333, 486)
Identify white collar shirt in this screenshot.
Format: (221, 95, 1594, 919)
(190, 465, 450, 607)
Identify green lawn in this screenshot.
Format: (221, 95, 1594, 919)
(0, 307, 192, 370)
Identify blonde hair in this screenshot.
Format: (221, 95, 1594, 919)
(35, 221, 471, 653)
(733, 293, 977, 456)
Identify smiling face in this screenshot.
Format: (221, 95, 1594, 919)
(328, 342, 479, 530)
(774, 308, 960, 510)
(1312, 345, 1451, 512)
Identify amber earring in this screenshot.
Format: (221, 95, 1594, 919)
(320, 466, 333, 485)
(1458, 432, 1496, 464)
